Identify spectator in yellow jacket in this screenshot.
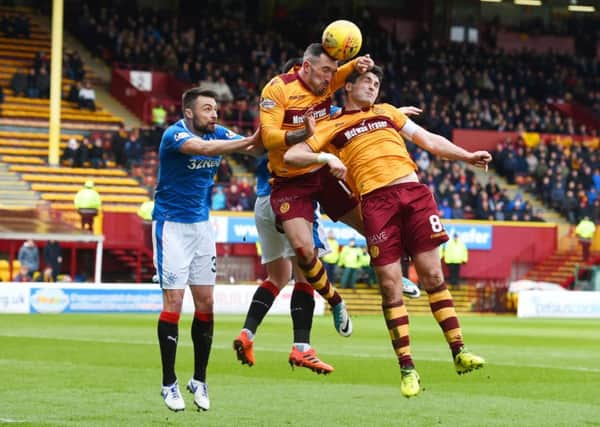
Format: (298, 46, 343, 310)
(74, 180, 101, 231)
(338, 238, 363, 289)
(441, 233, 468, 290)
(321, 231, 340, 284)
(575, 216, 596, 263)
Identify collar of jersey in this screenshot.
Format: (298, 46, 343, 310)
(295, 71, 314, 93)
(341, 106, 371, 115)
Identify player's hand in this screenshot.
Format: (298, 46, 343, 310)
(355, 54, 374, 73)
(303, 107, 316, 138)
(398, 106, 422, 116)
(327, 156, 347, 181)
(468, 151, 492, 170)
(247, 127, 262, 146)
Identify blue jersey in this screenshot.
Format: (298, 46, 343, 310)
(153, 120, 241, 223)
(255, 155, 271, 197)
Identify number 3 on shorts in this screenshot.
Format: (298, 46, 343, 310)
(429, 215, 443, 232)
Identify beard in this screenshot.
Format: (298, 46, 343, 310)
(191, 117, 215, 135)
(313, 83, 328, 96)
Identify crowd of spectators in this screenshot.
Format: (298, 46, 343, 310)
(14, 239, 63, 283)
(492, 137, 600, 224)
(66, 3, 599, 139)
(62, 2, 600, 219)
(60, 124, 149, 170)
(409, 143, 543, 222)
(8, 49, 89, 103)
(388, 41, 599, 138)
(210, 176, 256, 212)
(9, 51, 50, 99)
(61, 136, 106, 168)
(0, 12, 30, 38)
(7, 43, 90, 104)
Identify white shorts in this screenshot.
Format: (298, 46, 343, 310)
(152, 220, 216, 289)
(254, 195, 330, 264)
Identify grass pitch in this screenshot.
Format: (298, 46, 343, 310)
(1, 313, 599, 426)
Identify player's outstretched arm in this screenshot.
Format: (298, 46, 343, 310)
(180, 128, 260, 156)
(284, 142, 347, 180)
(409, 125, 492, 169)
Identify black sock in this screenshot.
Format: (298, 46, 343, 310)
(242, 280, 279, 333)
(191, 312, 214, 383)
(291, 282, 315, 344)
(157, 311, 180, 386)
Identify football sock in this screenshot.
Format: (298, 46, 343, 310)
(293, 343, 311, 352)
(291, 282, 315, 344)
(191, 311, 213, 383)
(382, 301, 414, 369)
(157, 311, 180, 386)
(241, 328, 254, 340)
(298, 256, 342, 307)
(242, 280, 280, 334)
(427, 283, 464, 356)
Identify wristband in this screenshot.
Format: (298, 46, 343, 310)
(400, 119, 418, 138)
(317, 153, 336, 163)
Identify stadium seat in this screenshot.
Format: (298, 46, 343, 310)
(9, 165, 128, 176)
(21, 174, 139, 186)
(30, 183, 148, 195)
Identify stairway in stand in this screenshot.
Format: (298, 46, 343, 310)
(331, 284, 474, 315)
(0, 162, 39, 209)
(524, 249, 596, 288)
(105, 248, 155, 282)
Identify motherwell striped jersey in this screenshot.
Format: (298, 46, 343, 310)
(306, 103, 418, 196)
(259, 60, 356, 178)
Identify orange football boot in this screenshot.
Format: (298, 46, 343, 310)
(288, 347, 334, 375)
(233, 331, 255, 367)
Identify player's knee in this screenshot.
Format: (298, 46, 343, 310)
(192, 293, 214, 311)
(293, 246, 314, 265)
(419, 268, 444, 291)
(163, 291, 185, 312)
(378, 284, 402, 307)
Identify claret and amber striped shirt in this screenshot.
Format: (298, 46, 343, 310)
(306, 103, 418, 196)
(259, 59, 357, 178)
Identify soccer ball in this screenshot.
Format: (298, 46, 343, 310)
(321, 20, 362, 61)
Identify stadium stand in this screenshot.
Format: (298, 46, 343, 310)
(0, 6, 150, 219)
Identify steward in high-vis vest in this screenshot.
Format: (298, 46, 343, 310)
(74, 180, 101, 231)
(441, 233, 468, 289)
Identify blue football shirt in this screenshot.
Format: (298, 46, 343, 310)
(153, 119, 241, 223)
(255, 155, 271, 197)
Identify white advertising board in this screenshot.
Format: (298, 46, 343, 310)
(0, 283, 325, 315)
(0, 284, 29, 313)
(518, 290, 600, 318)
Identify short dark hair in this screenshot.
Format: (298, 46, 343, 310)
(303, 43, 328, 62)
(345, 65, 384, 85)
(181, 88, 217, 111)
(281, 57, 303, 73)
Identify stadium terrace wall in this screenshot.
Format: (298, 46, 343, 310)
(455, 221, 557, 280)
(100, 213, 556, 281)
(111, 68, 189, 123)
